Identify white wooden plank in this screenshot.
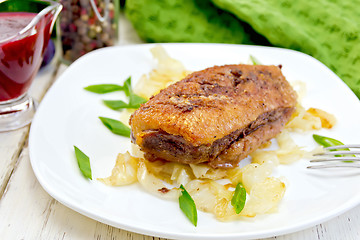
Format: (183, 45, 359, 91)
(0, 62, 58, 198)
(118, 10, 144, 45)
(0, 129, 28, 197)
(0, 146, 169, 239)
(263, 205, 360, 240)
(1, 11, 359, 240)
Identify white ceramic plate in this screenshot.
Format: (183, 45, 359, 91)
(29, 44, 360, 240)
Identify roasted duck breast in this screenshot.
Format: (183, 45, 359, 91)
(129, 64, 297, 168)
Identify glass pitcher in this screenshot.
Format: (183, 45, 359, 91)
(0, 0, 62, 131)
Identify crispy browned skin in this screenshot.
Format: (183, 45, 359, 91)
(130, 64, 297, 168)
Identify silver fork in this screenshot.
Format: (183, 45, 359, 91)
(307, 145, 360, 169)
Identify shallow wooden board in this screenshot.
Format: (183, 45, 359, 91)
(1, 11, 359, 240)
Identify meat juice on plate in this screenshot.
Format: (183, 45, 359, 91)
(0, 12, 51, 102)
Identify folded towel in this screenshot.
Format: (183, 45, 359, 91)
(211, 0, 360, 98)
(125, 0, 269, 44)
(125, 0, 360, 99)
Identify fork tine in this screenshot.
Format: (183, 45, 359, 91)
(324, 144, 360, 150)
(307, 164, 360, 169)
(325, 144, 360, 150)
(309, 143, 360, 169)
(310, 157, 360, 162)
(314, 150, 360, 156)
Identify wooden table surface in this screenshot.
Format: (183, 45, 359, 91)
(1, 13, 359, 240)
